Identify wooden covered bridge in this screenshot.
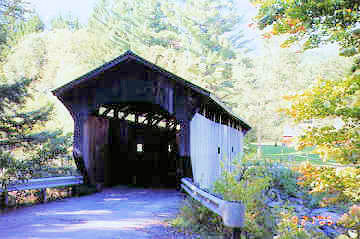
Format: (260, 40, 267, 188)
(52, 51, 251, 190)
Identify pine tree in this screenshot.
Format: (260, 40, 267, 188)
(88, 0, 253, 109)
(50, 14, 81, 31)
(0, 1, 71, 187)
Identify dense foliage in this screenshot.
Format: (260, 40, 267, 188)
(295, 162, 360, 203)
(88, 0, 252, 103)
(0, 0, 73, 189)
(283, 75, 360, 165)
(252, 0, 360, 163)
(252, 0, 360, 51)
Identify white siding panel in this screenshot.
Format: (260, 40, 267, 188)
(190, 113, 244, 190)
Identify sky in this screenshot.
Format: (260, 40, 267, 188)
(28, 0, 257, 24)
(28, 0, 98, 26)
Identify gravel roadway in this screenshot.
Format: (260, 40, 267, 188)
(0, 186, 201, 239)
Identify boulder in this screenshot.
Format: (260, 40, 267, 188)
(311, 208, 342, 223)
(320, 225, 341, 239)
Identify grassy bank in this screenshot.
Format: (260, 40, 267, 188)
(253, 144, 338, 166)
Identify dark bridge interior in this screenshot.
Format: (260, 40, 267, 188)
(98, 103, 182, 188)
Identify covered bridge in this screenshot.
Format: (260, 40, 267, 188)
(52, 51, 251, 190)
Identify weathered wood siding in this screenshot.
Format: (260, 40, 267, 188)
(190, 113, 243, 190)
(83, 116, 109, 186)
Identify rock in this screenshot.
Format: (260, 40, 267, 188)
(348, 230, 359, 238)
(267, 200, 284, 208)
(304, 222, 328, 238)
(288, 196, 304, 204)
(320, 225, 340, 239)
(288, 203, 308, 214)
(295, 191, 306, 199)
(266, 188, 282, 201)
(311, 208, 342, 223)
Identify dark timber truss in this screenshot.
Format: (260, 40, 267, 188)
(96, 103, 181, 132)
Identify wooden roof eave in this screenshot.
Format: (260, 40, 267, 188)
(208, 94, 251, 133)
(51, 50, 251, 133)
(51, 50, 210, 98)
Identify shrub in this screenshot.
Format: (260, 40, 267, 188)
(294, 162, 360, 203)
(263, 162, 301, 197)
(337, 205, 360, 239)
(171, 196, 227, 237)
(213, 157, 274, 238)
(274, 210, 327, 239)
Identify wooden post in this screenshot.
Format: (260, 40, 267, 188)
(135, 113, 139, 124)
(40, 189, 47, 203)
(231, 228, 242, 239)
(71, 185, 78, 197)
(1, 191, 8, 208)
(73, 185, 78, 196)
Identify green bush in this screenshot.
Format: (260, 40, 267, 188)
(265, 163, 301, 197)
(175, 155, 324, 238)
(171, 196, 227, 237)
(213, 157, 275, 238)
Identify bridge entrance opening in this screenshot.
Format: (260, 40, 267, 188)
(98, 103, 181, 188)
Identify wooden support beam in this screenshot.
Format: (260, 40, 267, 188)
(147, 114, 156, 125)
(168, 119, 177, 129)
(119, 105, 130, 112)
(121, 112, 130, 120)
(120, 108, 134, 120)
(140, 112, 151, 123)
(135, 113, 139, 124)
(143, 112, 155, 124)
(148, 115, 165, 126)
(114, 108, 120, 119)
(152, 117, 166, 126)
(102, 107, 111, 116)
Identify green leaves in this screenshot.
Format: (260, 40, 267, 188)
(0, 3, 75, 187)
(253, 0, 360, 52)
(87, 0, 252, 104)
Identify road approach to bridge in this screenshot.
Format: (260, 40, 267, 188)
(0, 186, 193, 239)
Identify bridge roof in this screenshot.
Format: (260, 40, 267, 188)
(52, 50, 251, 132)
